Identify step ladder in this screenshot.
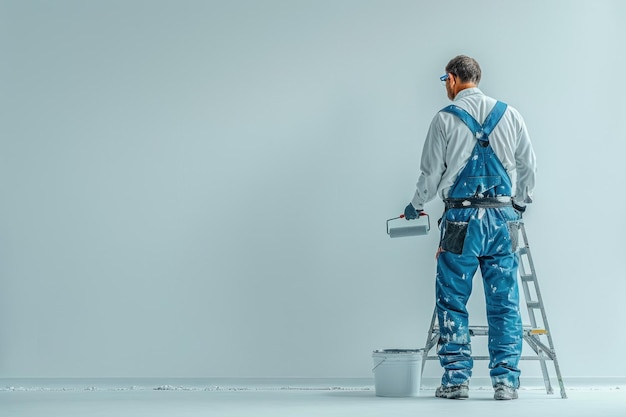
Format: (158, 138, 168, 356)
(421, 222, 567, 398)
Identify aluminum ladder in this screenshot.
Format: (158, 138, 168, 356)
(421, 222, 567, 398)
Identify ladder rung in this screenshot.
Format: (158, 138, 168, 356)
(424, 355, 552, 362)
(520, 274, 535, 281)
(526, 302, 541, 309)
(468, 326, 489, 336)
(436, 326, 547, 336)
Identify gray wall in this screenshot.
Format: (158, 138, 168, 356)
(1, 0, 624, 379)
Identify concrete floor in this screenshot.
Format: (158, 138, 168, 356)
(2, 378, 625, 417)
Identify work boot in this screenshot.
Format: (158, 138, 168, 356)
(494, 383, 518, 400)
(435, 383, 469, 400)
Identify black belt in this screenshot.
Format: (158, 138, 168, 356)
(444, 197, 512, 209)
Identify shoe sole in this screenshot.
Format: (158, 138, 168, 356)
(494, 391, 518, 400)
(436, 390, 469, 400)
(495, 395, 518, 400)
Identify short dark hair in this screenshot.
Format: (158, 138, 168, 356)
(445, 55, 481, 85)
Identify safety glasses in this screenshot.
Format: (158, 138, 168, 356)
(440, 73, 450, 85)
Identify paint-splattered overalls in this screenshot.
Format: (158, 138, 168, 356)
(436, 101, 523, 389)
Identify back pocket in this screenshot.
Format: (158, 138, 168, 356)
(441, 221, 469, 254)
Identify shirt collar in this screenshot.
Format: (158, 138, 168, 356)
(454, 87, 483, 101)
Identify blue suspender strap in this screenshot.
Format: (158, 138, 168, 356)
(481, 101, 508, 136)
(440, 101, 508, 141)
(440, 105, 482, 136)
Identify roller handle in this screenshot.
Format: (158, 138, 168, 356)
(398, 212, 428, 219)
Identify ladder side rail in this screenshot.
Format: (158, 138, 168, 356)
(519, 223, 552, 335)
(518, 251, 541, 329)
(421, 308, 439, 377)
(519, 274, 540, 329)
(538, 354, 555, 395)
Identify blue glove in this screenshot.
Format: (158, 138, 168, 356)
(404, 203, 422, 220)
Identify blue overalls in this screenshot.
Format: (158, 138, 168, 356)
(436, 101, 523, 389)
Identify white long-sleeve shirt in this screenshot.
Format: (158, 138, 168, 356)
(411, 88, 536, 210)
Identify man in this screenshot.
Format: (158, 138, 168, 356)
(404, 55, 536, 400)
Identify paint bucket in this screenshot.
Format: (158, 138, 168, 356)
(372, 349, 423, 397)
(386, 214, 430, 238)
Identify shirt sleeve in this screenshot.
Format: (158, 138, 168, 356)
(513, 116, 536, 205)
(410, 114, 447, 210)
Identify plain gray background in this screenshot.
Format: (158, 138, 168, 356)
(1, 0, 624, 379)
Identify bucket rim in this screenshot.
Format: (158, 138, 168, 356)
(373, 348, 424, 354)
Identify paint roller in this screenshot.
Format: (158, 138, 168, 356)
(386, 212, 431, 238)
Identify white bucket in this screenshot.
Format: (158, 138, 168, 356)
(372, 349, 423, 397)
